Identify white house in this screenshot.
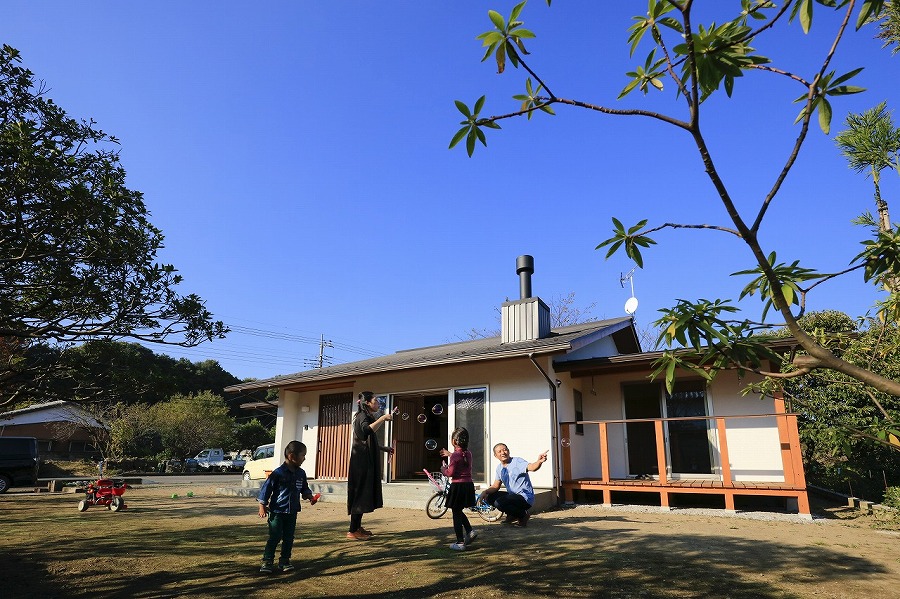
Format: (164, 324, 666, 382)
(226, 256, 809, 516)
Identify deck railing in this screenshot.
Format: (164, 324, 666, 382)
(558, 412, 809, 515)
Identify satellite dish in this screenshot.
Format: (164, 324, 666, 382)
(624, 296, 639, 315)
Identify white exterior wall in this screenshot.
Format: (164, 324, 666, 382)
(275, 357, 556, 489)
(561, 335, 619, 362)
(710, 370, 784, 482)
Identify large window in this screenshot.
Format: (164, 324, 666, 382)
(622, 380, 714, 477)
(665, 381, 713, 475)
(454, 387, 487, 482)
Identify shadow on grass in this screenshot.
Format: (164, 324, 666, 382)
(0, 498, 890, 599)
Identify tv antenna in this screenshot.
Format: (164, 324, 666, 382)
(620, 268, 639, 315)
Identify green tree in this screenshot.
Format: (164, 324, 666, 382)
(763, 311, 900, 498)
(57, 341, 182, 406)
(875, 0, 900, 53)
(0, 45, 227, 407)
(106, 402, 163, 462)
(452, 1, 900, 443)
(835, 102, 900, 236)
(149, 391, 235, 460)
(233, 418, 275, 452)
(8, 339, 244, 411)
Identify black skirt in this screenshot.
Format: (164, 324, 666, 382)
(446, 481, 476, 510)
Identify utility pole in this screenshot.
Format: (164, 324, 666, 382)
(303, 334, 334, 369)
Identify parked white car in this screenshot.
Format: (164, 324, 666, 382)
(242, 443, 277, 480)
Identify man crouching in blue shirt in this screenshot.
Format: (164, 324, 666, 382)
(480, 443, 548, 527)
(257, 440, 317, 573)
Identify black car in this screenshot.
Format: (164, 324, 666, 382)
(0, 437, 40, 493)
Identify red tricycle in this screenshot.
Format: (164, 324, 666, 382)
(77, 478, 128, 512)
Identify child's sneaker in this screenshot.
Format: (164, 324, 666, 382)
(259, 562, 274, 574)
(279, 560, 295, 572)
(465, 529, 478, 545)
(449, 542, 467, 551)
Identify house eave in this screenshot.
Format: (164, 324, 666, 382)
(555, 337, 798, 377)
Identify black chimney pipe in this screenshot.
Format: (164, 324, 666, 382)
(516, 255, 534, 299)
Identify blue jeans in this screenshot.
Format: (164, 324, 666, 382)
(263, 512, 297, 564)
(485, 491, 531, 518)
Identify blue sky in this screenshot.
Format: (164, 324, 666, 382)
(5, 1, 898, 380)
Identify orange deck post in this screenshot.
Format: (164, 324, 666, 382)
(599, 422, 611, 505)
(716, 417, 733, 487)
(717, 416, 736, 511)
(654, 419, 669, 509)
(654, 420, 667, 485)
(599, 422, 610, 483)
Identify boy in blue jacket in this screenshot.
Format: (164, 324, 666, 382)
(257, 440, 317, 573)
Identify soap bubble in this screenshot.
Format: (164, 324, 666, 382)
(560, 438, 571, 448)
(417, 414, 427, 424)
(431, 404, 444, 416)
(401, 413, 410, 421)
(425, 439, 438, 451)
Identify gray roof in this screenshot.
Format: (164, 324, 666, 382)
(1, 400, 70, 417)
(225, 317, 636, 393)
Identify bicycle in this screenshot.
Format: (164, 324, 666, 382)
(422, 468, 502, 522)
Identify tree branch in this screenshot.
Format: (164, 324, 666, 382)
(643, 221, 743, 237)
(751, 1, 855, 234)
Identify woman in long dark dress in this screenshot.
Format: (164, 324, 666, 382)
(346, 390, 393, 540)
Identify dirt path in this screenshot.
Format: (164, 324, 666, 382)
(1, 483, 897, 598)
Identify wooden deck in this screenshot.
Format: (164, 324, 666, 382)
(559, 397, 811, 517)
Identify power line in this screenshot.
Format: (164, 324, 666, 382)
(225, 323, 384, 358)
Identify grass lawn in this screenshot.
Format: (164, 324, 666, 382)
(1, 482, 898, 598)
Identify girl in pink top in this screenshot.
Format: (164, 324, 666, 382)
(440, 427, 477, 550)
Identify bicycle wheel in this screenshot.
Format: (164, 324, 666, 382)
(475, 494, 502, 522)
(426, 492, 448, 519)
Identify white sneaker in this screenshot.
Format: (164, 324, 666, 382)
(465, 530, 478, 545)
(449, 542, 467, 551)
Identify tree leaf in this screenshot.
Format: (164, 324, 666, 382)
(449, 126, 468, 149)
(857, 0, 886, 30)
(510, 0, 527, 22)
(466, 128, 477, 156)
(488, 10, 505, 31)
(818, 97, 833, 134)
(474, 95, 486, 114)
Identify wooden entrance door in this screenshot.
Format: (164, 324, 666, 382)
(316, 392, 352, 479)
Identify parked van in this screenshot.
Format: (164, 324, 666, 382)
(242, 442, 277, 480)
(0, 437, 40, 493)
